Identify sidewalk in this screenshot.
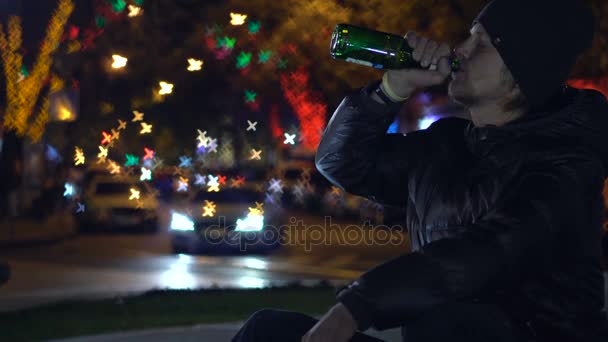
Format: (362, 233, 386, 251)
(0, 212, 76, 247)
(49, 321, 404, 342)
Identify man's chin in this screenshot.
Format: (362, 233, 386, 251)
(448, 82, 475, 107)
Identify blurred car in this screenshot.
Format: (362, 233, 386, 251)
(321, 186, 387, 224)
(77, 174, 159, 232)
(168, 186, 286, 254)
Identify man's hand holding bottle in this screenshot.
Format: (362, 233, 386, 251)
(381, 31, 454, 101)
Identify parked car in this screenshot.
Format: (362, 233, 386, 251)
(77, 174, 159, 232)
(168, 186, 286, 254)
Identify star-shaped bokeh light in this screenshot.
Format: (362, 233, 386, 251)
(125, 154, 139, 166)
(74, 147, 85, 166)
(236, 52, 252, 69)
(187, 58, 203, 71)
(158, 81, 174, 95)
(128, 4, 142, 17)
(140, 122, 152, 134)
(230, 12, 247, 26)
(244, 90, 256, 102)
(202, 200, 216, 217)
(140, 167, 152, 181)
(246, 120, 258, 131)
(111, 54, 128, 69)
(129, 188, 140, 200)
(284, 132, 296, 145)
(249, 149, 262, 160)
(258, 50, 272, 64)
(248, 20, 261, 34)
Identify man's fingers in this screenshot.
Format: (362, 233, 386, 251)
(437, 56, 451, 75)
(421, 40, 438, 67)
(404, 31, 416, 49)
(412, 37, 428, 62)
(432, 43, 451, 65)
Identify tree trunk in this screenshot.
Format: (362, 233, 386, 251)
(0, 129, 24, 219)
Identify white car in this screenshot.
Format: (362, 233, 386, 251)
(77, 174, 159, 232)
(168, 187, 286, 254)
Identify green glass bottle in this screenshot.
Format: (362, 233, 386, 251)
(330, 23, 460, 71)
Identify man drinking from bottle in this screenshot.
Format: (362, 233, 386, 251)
(232, 0, 608, 341)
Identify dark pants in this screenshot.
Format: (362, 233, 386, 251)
(231, 301, 536, 342)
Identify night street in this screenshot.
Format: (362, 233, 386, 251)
(0, 210, 409, 311)
(1, 0, 608, 340)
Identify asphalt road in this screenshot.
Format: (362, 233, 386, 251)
(0, 210, 409, 311)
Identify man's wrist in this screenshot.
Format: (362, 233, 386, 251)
(332, 303, 358, 332)
(381, 72, 413, 102)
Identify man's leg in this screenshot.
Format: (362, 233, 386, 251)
(231, 308, 386, 342)
(403, 300, 535, 342)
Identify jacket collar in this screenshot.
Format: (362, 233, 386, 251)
(463, 86, 578, 161)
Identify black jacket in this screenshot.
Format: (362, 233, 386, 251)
(315, 81, 608, 341)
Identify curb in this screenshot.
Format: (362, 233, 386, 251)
(47, 321, 247, 342)
(0, 232, 77, 249)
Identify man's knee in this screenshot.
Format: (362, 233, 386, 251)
(405, 301, 516, 342)
(247, 308, 284, 328)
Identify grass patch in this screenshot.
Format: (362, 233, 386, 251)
(0, 284, 337, 341)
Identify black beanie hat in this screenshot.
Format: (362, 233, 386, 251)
(474, 0, 595, 108)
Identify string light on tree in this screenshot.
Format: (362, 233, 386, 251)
(187, 58, 203, 71)
(129, 188, 140, 200)
(111, 128, 120, 140)
(101, 131, 112, 144)
(127, 4, 142, 17)
(236, 52, 252, 69)
(207, 137, 218, 153)
(0, 0, 74, 138)
(158, 81, 173, 95)
(125, 154, 139, 166)
(231, 176, 245, 188)
(98, 145, 108, 160)
(258, 50, 272, 64)
(207, 175, 220, 192)
(64, 183, 74, 197)
(195, 173, 206, 186)
(217, 175, 227, 186)
(197, 129, 209, 147)
(255, 201, 264, 215)
(144, 147, 155, 160)
(177, 177, 189, 192)
(140, 167, 152, 181)
(246, 120, 257, 131)
(132, 110, 144, 122)
(216, 36, 236, 49)
(244, 90, 256, 102)
(248, 20, 261, 34)
(140, 122, 152, 134)
(249, 149, 262, 160)
(74, 146, 85, 165)
(268, 178, 283, 194)
(179, 156, 192, 168)
(283, 132, 296, 145)
(111, 54, 127, 69)
(202, 200, 216, 217)
(230, 12, 247, 26)
(108, 160, 121, 174)
(118, 119, 127, 130)
(110, 0, 127, 12)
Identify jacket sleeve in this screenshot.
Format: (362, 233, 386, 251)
(336, 159, 599, 331)
(315, 81, 465, 209)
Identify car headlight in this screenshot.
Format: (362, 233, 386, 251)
(170, 212, 195, 231)
(235, 214, 264, 232)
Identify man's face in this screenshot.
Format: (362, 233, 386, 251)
(448, 23, 513, 107)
